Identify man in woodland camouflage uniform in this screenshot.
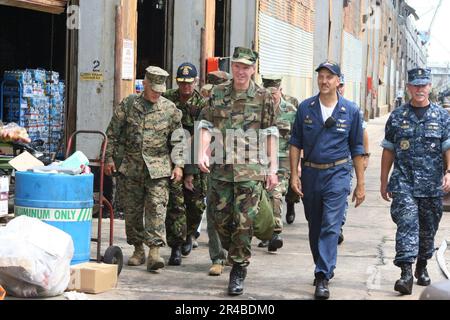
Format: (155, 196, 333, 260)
(198, 47, 279, 295)
(163, 62, 208, 265)
(258, 75, 297, 252)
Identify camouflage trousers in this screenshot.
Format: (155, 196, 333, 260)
(391, 193, 443, 266)
(118, 173, 169, 247)
(269, 174, 289, 233)
(206, 177, 227, 264)
(209, 179, 263, 267)
(166, 173, 207, 247)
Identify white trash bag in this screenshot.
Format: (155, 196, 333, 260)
(0, 216, 74, 298)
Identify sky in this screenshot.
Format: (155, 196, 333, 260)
(406, 0, 450, 64)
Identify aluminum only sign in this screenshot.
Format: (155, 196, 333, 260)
(15, 206, 93, 222)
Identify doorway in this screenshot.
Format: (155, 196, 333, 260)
(214, 0, 231, 71)
(136, 0, 173, 80)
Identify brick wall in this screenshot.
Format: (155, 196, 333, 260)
(259, 0, 315, 33)
(343, 0, 361, 38)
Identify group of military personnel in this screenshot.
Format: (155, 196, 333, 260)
(104, 45, 449, 300)
(104, 46, 301, 296)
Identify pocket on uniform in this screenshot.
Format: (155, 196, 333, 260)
(425, 129, 442, 153)
(424, 129, 441, 139)
(396, 127, 414, 138)
(244, 105, 262, 130)
(212, 108, 228, 128)
(276, 119, 291, 137)
(152, 119, 170, 132)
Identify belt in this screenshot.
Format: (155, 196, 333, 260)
(303, 158, 349, 170)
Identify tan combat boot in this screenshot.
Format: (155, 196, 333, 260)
(127, 244, 145, 266)
(147, 246, 165, 271)
(209, 263, 224, 276)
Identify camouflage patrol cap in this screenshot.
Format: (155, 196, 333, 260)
(408, 68, 431, 86)
(145, 66, 169, 93)
(231, 47, 259, 65)
(207, 71, 231, 85)
(201, 84, 214, 92)
(262, 75, 283, 88)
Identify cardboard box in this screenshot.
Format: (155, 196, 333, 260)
(67, 262, 118, 294)
(8, 151, 44, 172)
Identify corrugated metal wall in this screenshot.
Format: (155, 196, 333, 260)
(342, 31, 362, 105)
(259, 13, 313, 78)
(257, 0, 314, 102)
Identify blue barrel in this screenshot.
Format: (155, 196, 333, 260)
(14, 171, 94, 265)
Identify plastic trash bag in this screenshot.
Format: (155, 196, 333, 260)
(0, 216, 74, 298)
(0, 122, 30, 143)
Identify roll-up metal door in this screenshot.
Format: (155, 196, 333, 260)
(342, 31, 363, 104)
(259, 12, 313, 78)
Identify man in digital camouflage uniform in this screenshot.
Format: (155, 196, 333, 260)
(381, 67, 450, 295)
(258, 75, 297, 252)
(198, 47, 279, 295)
(163, 63, 208, 265)
(104, 66, 184, 272)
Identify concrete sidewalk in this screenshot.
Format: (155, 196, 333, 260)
(8, 113, 448, 301)
(81, 113, 449, 300)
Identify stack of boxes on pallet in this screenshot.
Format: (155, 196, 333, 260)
(2, 69, 65, 155)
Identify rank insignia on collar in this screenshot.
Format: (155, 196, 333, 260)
(400, 140, 410, 151)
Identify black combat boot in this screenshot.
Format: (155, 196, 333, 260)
(258, 240, 269, 248)
(338, 228, 344, 245)
(286, 202, 296, 224)
(168, 246, 182, 266)
(415, 259, 431, 286)
(228, 264, 247, 296)
(181, 235, 193, 256)
(394, 263, 413, 295)
(268, 233, 284, 252)
(314, 273, 330, 300)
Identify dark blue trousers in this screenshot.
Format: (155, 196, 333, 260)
(301, 163, 351, 280)
(391, 193, 442, 266)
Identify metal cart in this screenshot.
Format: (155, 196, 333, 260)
(66, 130, 123, 275)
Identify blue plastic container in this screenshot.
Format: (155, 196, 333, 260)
(14, 171, 94, 265)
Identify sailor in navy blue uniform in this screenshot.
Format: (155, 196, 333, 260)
(289, 61, 365, 299)
(381, 67, 450, 295)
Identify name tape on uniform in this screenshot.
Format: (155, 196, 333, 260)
(15, 206, 93, 222)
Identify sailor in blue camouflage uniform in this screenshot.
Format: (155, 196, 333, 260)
(381, 67, 450, 295)
(289, 61, 366, 300)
